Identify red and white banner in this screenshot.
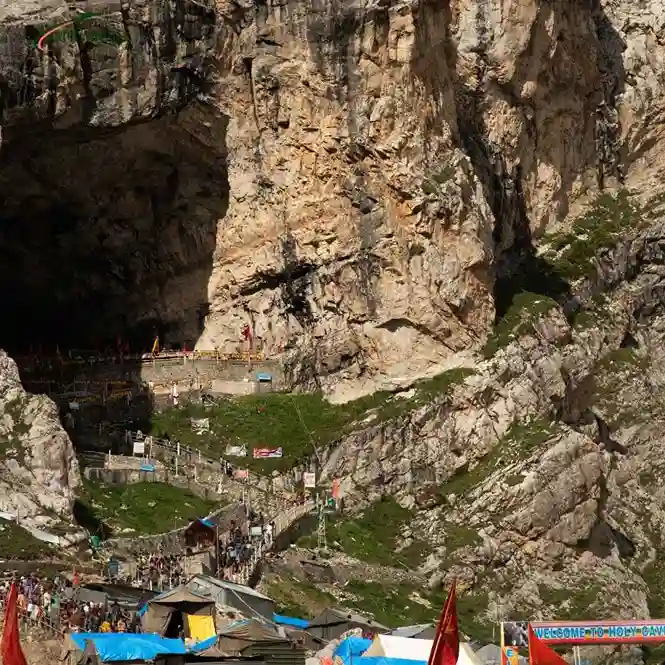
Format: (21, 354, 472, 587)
(252, 447, 283, 459)
(234, 469, 249, 480)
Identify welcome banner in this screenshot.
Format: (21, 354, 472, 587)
(533, 621, 665, 644)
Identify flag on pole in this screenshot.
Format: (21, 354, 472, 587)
(528, 624, 568, 665)
(242, 324, 252, 342)
(1, 582, 28, 665)
(151, 336, 159, 355)
(427, 580, 459, 665)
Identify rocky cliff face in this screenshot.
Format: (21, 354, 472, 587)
(3, 0, 663, 397)
(3, 0, 665, 629)
(0, 352, 80, 527)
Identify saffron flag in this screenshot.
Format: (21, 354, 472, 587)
(2, 582, 28, 665)
(427, 580, 459, 665)
(528, 625, 568, 665)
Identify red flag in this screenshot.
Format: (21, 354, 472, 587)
(428, 580, 459, 665)
(2, 582, 28, 665)
(528, 625, 567, 665)
(242, 324, 252, 342)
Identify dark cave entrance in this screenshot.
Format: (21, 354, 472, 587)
(0, 105, 229, 450)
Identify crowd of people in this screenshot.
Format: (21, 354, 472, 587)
(133, 553, 186, 592)
(0, 574, 140, 634)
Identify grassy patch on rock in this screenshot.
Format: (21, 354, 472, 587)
(541, 190, 640, 281)
(440, 419, 557, 498)
(77, 480, 221, 535)
(0, 520, 55, 560)
(151, 369, 474, 474)
(590, 348, 651, 427)
(298, 496, 429, 568)
(483, 292, 559, 358)
(262, 575, 337, 619)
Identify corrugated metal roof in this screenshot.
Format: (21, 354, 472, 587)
(189, 575, 273, 601)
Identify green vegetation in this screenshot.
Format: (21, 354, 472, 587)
(441, 419, 557, 498)
(444, 524, 482, 551)
(482, 292, 559, 358)
(555, 584, 603, 620)
(77, 480, 221, 535)
(263, 576, 337, 619)
(0, 520, 54, 560)
(298, 497, 429, 568)
(591, 348, 650, 427)
(641, 563, 665, 619)
(152, 368, 474, 474)
(542, 190, 640, 281)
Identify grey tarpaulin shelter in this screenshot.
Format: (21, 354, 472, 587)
(187, 575, 275, 620)
(308, 609, 389, 641)
(141, 585, 216, 638)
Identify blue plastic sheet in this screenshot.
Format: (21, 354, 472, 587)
(333, 636, 373, 665)
(273, 613, 310, 629)
(200, 518, 215, 528)
(70, 633, 186, 662)
(188, 635, 218, 653)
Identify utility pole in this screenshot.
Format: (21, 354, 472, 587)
(317, 503, 327, 551)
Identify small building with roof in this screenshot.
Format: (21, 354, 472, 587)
(388, 624, 436, 640)
(307, 608, 389, 641)
(184, 518, 217, 549)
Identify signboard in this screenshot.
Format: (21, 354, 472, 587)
(225, 444, 247, 457)
(500, 621, 527, 665)
(503, 622, 528, 648)
(253, 447, 283, 459)
(234, 469, 249, 480)
(249, 526, 262, 537)
(133, 440, 145, 455)
(303, 472, 316, 488)
(533, 621, 665, 644)
(191, 418, 210, 433)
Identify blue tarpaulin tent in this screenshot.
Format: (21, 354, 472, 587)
(333, 636, 373, 665)
(200, 518, 215, 528)
(68, 633, 186, 662)
(273, 613, 310, 629)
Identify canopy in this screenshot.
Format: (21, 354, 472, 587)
(361, 636, 482, 665)
(363, 635, 432, 661)
(64, 633, 186, 663)
(141, 585, 215, 637)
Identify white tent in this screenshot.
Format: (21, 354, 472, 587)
(362, 634, 484, 665)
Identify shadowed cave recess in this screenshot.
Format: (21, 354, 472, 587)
(0, 0, 231, 449)
(0, 111, 228, 355)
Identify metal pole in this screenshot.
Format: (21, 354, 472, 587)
(215, 523, 220, 578)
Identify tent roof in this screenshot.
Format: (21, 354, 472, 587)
(273, 613, 309, 629)
(309, 608, 388, 630)
(215, 618, 291, 655)
(67, 632, 186, 662)
(388, 625, 434, 639)
(189, 574, 274, 601)
(149, 585, 214, 607)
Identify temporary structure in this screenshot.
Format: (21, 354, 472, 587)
(141, 585, 216, 638)
(61, 632, 186, 664)
(361, 634, 484, 665)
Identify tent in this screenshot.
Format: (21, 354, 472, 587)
(62, 632, 186, 664)
(141, 585, 216, 638)
(363, 636, 432, 661)
(361, 634, 483, 665)
(273, 613, 310, 629)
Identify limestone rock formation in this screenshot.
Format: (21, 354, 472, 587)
(0, 352, 80, 527)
